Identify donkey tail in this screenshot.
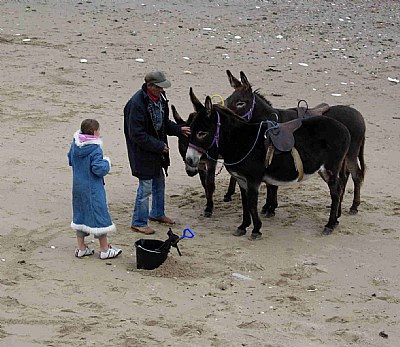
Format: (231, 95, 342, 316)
(358, 136, 366, 183)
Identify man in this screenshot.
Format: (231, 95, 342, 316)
(124, 71, 190, 234)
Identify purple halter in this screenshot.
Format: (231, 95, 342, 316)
(242, 94, 256, 121)
(188, 111, 221, 155)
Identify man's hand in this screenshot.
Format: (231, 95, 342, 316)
(162, 144, 169, 153)
(181, 126, 191, 137)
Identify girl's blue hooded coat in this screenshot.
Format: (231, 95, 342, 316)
(68, 131, 116, 236)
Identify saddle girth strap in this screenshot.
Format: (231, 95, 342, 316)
(264, 146, 304, 182)
(265, 145, 274, 168)
(291, 147, 304, 182)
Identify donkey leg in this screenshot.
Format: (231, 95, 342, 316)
(248, 183, 263, 240)
(338, 168, 351, 219)
(349, 138, 366, 214)
(346, 141, 365, 214)
(261, 185, 278, 218)
(198, 162, 215, 217)
(232, 186, 251, 237)
(323, 175, 342, 235)
(205, 161, 217, 217)
(349, 165, 363, 214)
(223, 176, 236, 202)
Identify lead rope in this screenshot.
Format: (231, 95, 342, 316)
(210, 118, 268, 177)
(215, 163, 225, 177)
(204, 120, 279, 166)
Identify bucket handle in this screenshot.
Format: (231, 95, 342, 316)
(181, 227, 195, 239)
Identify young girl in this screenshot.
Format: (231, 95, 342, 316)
(68, 119, 122, 259)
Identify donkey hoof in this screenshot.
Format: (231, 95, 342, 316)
(232, 228, 246, 237)
(349, 208, 358, 215)
(322, 227, 333, 235)
(204, 211, 212, 218)
(265, 211, 275, 218)
(248, 232, 262, 240)
(223, 195, 232, 202)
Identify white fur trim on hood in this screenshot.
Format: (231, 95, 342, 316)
(73, 130, 103, 148)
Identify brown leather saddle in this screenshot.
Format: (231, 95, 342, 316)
(265, 118, 302, 152)
(266, 101, 330, 152)
(263, 100, 329, 181)
(296, 100, 330, 118)
(264, 119, 304, 181)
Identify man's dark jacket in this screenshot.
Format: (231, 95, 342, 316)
(124, 84, 181, 179)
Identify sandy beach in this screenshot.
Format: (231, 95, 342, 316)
(0, 1, 399, 346)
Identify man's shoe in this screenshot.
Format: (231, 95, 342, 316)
(131, 225, 156, 235)
(149, 216, 175, 225)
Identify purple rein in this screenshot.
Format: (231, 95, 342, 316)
(188, 112, 221, 155)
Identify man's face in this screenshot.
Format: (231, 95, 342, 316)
(147, 83, 164, 98)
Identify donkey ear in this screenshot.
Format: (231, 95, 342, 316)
(204, 96, 213, 116)
(171, 105, 186, 125)
(190, 87, 204, 112)
(240, 71, 252, 90)
(227, 70, 242, 89)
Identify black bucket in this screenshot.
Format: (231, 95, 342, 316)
(135, 239, 169, 270)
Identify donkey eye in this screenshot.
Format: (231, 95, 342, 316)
(236, 101, 246, 109)
(196, 131, 208, 140)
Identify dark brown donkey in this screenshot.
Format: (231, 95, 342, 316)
(224, 70, 366, 217)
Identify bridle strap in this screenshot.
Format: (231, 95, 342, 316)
(242, 94, 256, 121)
(188, 143, 207, 154)
(209, 111, 221, 148)
(188, 111, 221, 154)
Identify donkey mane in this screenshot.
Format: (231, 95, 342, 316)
(253, 89, 272, 107)
(213, 104, 248, 123)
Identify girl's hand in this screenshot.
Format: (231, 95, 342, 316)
(103, 156, 111, 166)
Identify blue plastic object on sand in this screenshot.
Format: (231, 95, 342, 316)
(181, 227, 195, 239)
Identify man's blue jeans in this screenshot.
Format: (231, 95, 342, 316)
(132, 172, 165, 227)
